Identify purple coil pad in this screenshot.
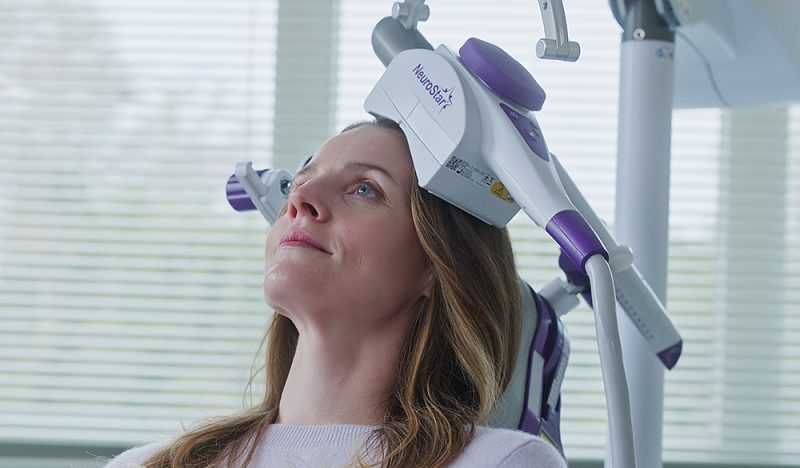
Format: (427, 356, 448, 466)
(459, 37, 546, 112)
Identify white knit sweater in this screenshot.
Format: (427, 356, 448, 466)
(104, 424, 567, 467)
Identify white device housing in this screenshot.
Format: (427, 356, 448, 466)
(365, 46, 577, 229)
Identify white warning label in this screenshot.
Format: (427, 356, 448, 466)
(445, 156, 495, 188)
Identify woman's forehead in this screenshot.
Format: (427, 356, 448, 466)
(310, 126, 412, 177)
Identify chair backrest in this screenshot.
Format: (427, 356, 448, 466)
(487, 276, 568, 455)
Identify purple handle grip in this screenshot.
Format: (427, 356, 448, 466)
(546, 210, 608, 271)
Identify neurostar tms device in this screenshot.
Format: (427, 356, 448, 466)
(365, 7, 682, 363)
(364, 8, 642, 464)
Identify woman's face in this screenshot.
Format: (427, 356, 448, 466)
(263, 125, 431, 334)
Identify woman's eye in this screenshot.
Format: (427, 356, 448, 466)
(354, 182, 381, 199)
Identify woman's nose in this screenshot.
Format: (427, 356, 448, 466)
(287, 182, 329, 222)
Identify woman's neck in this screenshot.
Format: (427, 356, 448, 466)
(276, 319, 409, 426)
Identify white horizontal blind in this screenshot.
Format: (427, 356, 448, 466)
(787, 105, 800, 460)
(336, 0, 800, 465)
(710, 105, 800, 466)
(0, 0, 277, 445)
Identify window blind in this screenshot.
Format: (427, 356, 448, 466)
(1, 0, 798, 466)
(0, 0, 277, 445)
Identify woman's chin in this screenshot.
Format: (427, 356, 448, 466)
(262, 267, 320, 310)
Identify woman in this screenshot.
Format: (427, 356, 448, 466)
(106, 119, 566, 467)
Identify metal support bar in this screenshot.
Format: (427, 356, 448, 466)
(610, 1, 675, 467)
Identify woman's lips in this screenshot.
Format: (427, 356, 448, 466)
(279, 230, 330, 254)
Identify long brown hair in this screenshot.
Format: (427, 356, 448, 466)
(144, 119, 522, 467)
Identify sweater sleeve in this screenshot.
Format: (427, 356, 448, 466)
(498, 438, 568, 468)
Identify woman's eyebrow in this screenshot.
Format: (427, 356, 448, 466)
(343, 161, 397, 185)
(294, 160, 397, 186)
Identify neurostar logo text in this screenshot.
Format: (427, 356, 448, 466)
(412, 64, 454, 111)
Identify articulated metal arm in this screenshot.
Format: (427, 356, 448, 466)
(536, 0, 581, 61)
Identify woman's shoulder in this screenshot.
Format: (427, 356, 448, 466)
(103, 441, 169, 468)
(449, 426, 568, 468)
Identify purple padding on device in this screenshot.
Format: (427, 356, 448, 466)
(546, 210, 608, 272)
(535, 295, 565, 452)
(537, 296, 563, 414)
(519, 289, 565, 455)
(542, 318, 564, 385)
(226, 170, 266, 212)
(540, 406, 563, 450)
(558, 251, 594, 307)
(459, 37, 545, 112)
(520, 408, 541, 435)
(519, 285, 550, 436)
(658, 340, 683, 370)
(558, 251, 589, 289)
